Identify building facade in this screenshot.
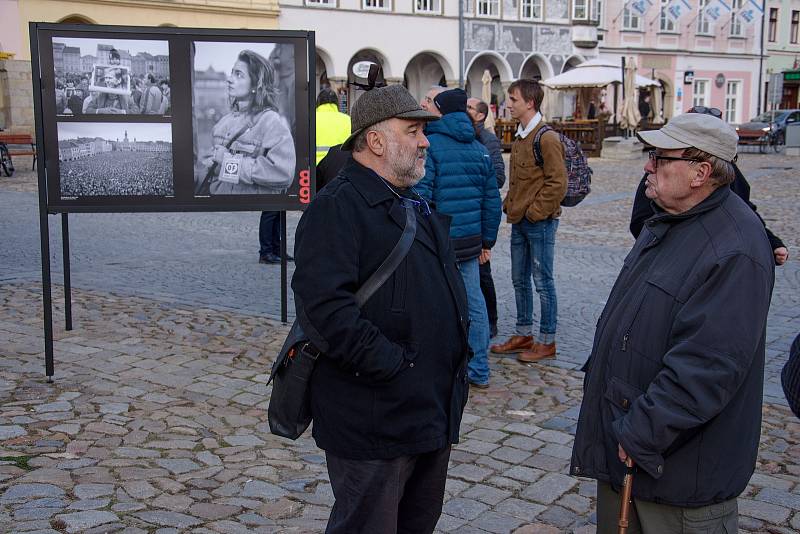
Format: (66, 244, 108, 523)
(599, 0, 764, 123)
(280, 0, 600, 110)
(764, 0, 800, 109)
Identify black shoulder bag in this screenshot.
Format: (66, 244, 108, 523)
(267, 199, 418, 439)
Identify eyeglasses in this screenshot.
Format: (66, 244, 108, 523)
(648, 150, 701, 170)
(688, 106, 723, 119)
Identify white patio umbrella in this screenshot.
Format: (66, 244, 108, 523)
(481, 69, 496, 131)
(617, 57, 641, 131)
(541, 58, 661, 90)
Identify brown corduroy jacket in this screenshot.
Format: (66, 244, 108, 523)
(504, 121, 567, 224)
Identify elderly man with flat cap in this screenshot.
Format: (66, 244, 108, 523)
(570, 113, 775, 532)
(292, 84, 471, 534)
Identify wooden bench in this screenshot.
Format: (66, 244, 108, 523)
(0, 134, 37, 170)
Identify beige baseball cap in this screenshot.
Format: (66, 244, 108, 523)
(637, 113, 738, 162)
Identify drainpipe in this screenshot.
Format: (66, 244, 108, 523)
(459, 0, 464, 87)
(757, 0, 765, 115)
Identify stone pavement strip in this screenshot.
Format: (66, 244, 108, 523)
(0, 282, 798, 533)
(1, 152, 799, 533)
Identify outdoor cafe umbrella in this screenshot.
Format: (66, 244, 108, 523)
(540, 58, 660, 90)
(651, 85, 665, 125)
(618, 56, 641, 131)
(481, 69, 496, 132)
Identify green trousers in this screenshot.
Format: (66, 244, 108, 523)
(595, 481, 738, 534)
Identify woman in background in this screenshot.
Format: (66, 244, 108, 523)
(197, 49, 295, 195)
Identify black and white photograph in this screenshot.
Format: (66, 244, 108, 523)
(192, 41, 296, 196)
(52, 37, 171, 116)
(57, 122, 173, 198)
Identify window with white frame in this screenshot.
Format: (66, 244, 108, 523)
(697, 0, 711, 34)
(573, 0, 588, 19)
(725, 80, 741, 123)
(520, 0, 542, 20)
(477, 0, 499, 16)
(693, 79, 710, 107)
(660, 0, 676, 31)
(792, 10, 799, 43)
(623, 5, 641, 29)
(768, 8, 779, 42)
(305, 0, 336, 6)
(593, 0, 603, 25)
(415, 0, 441, 13)
(363, 0, 391, 10)
(730, 0, 743, 36)
(463, 0, 474, 14)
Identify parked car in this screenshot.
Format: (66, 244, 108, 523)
(736, 109, 800, 152)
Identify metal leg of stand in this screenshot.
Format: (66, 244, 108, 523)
(280, 211, 288, 323)
(62, 213, 72, 331)
(40, 211, 54, 381)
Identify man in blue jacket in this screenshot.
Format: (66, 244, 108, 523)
(417, 88, 501, 388)
(571, 113, 774, 532)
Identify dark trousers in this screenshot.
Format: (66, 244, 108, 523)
(259, 211, 280, 257)
(325, 446, 451, 534)
(479, 260, 498, 330)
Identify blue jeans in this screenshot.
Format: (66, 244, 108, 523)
(510, 218, 559, 343)
(457, 258, 490, 385)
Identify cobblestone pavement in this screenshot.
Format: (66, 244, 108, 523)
(0, 151, 798, 533)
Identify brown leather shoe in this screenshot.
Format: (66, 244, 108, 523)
(517, 342, 556, 363)
(490, 335, 534, 354)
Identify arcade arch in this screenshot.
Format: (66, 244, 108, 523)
(403, 52, 452, 103)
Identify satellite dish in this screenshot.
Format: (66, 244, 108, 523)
(352, 61, 375, 78)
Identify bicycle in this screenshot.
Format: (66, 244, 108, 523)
(0, 141, 14, 177)
(758, 129, 785, 154)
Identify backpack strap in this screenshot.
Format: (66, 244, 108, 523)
(531, 124, 553, 168)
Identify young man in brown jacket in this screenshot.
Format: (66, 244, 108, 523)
(491, 79, 567, 362)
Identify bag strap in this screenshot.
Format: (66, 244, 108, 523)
(354, 198, 417, 308)
(531, 124, 553, 168)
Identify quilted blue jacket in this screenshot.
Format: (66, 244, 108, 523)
(417, 112, 501, 261)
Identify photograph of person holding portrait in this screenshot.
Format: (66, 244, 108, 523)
(193, 46, 296, 196)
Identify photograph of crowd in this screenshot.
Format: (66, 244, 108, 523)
(192, 41, 296, 196)
(52, 37, 171, 116)
(57, 122, 173, 197)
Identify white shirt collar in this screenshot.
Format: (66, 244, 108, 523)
(516, 112, 542, 139)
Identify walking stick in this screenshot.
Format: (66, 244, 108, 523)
(618, 458, 634, 534)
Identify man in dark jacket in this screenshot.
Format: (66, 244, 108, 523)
(417, 88, 501, 388)
(468, 97, 506, 338)
(571, 113, 775, 532)
(630, 106, 789, 266)
(292, 84, 471, 534)
(784, 334, 800, 419)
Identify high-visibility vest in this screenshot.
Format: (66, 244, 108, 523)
(315, 103, 351, 164)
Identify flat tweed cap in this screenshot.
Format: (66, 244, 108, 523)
(341, 85, 439, 150)
(637, 112, 738, 162)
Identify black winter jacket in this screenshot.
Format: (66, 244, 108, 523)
(292, 159, 471, 460)
(476, 123, 506, 189)
(572, 186, 775, 507)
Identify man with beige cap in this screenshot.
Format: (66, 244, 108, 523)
(570, 113, 775, 532)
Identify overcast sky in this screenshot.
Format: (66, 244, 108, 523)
(57, 122, 172, 143)
(53, 37, 169, 57)
(193, 41, 276, 73)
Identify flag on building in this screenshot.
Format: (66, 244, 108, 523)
(666, 0, 692, 21)
(737, 0, 763, 25)
(703, 0, 732, 22)
(628, 0, 654, 17)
